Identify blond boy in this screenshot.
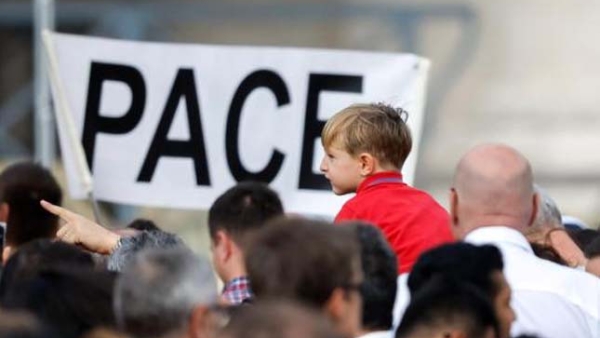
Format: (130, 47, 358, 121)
(320, 103, 453, 273)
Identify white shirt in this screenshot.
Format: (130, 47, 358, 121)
(392, 273, 410, 330)
(357, 330, 393, 338)
(466, 226, 600, 338)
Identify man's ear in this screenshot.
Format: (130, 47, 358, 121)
(213, 230, 233, 262)
(323, 288, 346, 327)
(528, 192, 539, 227)
(0, 202, 9, 223)
(358, 153, 375, 176)
(449, 188, 459, 227)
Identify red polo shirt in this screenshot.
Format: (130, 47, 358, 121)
(335, 171, 453, 274)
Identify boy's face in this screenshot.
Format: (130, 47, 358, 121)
(320, 144, 363, 195)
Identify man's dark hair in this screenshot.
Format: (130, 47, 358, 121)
(348, 222, 397, 331)
(585, 236, 600, 258)
(126, 218, 161, 232)
(0, 161, 62, 247)
(396, 276, 499, 338)
(530, 242, 568, 265)
(208, 181, 283, 245)
(246, 217, 360, 308)
(408, 243, 504, 299)
(0, 239, 95, 304)
(567, 228, 600, 253)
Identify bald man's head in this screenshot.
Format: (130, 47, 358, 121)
(450, 144, 538, 238)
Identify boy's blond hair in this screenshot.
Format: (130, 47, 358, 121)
(321, 103, 412, 169)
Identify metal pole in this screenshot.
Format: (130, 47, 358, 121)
(34, 0, 56, 167)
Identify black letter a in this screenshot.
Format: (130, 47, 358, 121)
(137, 69, 210, 186)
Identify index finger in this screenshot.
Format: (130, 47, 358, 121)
(40, 200, 73, 221)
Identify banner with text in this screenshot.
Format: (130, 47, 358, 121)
(45, 32, 429, 216)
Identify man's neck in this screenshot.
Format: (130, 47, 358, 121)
(223, 265, 248, 284)
(462, 215, 529, 238)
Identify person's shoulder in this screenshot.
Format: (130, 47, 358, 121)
(335, 196, 362, 221)
(399, 185, 447, 211)
(509, 247, 600, 293)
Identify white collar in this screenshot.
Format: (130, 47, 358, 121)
(357, 331, 392, 338)
(465, 226, 534, 255)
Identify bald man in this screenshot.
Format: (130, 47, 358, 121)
(451, 144, 600, 338)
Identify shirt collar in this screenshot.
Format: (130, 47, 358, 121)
(357, 331, 393, 338)
(465, 226, 534, 254)
(223, 276, 251, 291)
(357, 171, 403, 193)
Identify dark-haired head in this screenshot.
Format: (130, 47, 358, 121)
(397, 276, 499, 338)
(126, 219, 161, 232)
(2, 266, 117, 338)
(346, 222, 397, 332)
(0, 162, 62, 252)
(246, 217, 362, 337)
(409, 243, 514, 338)
(409, 243, 503, 299)
(208, 182, 284, 291)
(208, 181, 283, 245)
(0, 239, 95, 304)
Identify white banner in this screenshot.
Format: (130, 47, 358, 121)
(44, 32, 429, 216)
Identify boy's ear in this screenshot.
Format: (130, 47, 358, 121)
(358, 153, 375, 176)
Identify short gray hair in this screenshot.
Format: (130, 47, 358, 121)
(534, 185, 563, 229)
(113, 248, 218, 338)
(108, 231, 186, 271)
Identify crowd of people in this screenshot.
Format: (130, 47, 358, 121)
(0, 103, 598, 338)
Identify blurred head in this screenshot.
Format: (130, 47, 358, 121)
(397, 277, 500, 338)
(0, 310, 58, 338)
(0, 239, 95, 304)
(450, 144, 538, 238)
(0, 162, 62, 261)
(208, 181, 283, 282)
(217, 300, 346, 338)
(80, 328, 131, 338)
(408, 243, 514, 338)
(246, 217, 362, 337)
(348, 222, 397, 333)
(113, 248, 218, 338)
(2, 266, 116, 338)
